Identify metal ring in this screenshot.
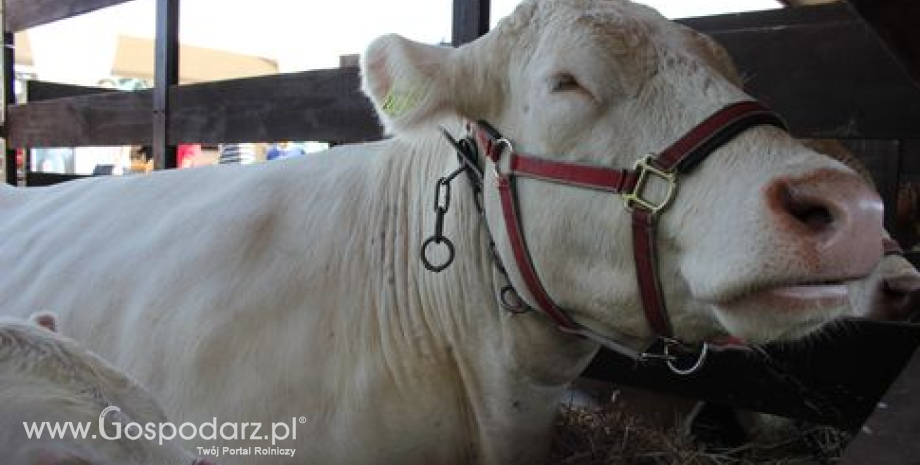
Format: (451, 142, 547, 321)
(420, 237, 455, 273)
(495, 138, 514, 156)
(490, 138, 514, 180)
(499, 285, 528, 313)
(665, 342, 709, 376)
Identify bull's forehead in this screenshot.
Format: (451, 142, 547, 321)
(498, 0, 733, 85)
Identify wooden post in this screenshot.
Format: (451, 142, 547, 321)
(153, 0, 178, 170)
(452, 0, 490, 47)
(3, 30, 16, 185)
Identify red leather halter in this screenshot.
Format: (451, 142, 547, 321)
(473, 101, 788, 367)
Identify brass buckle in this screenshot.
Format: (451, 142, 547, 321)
(623, 155, 677, 215)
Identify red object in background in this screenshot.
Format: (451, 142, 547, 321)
(177, 144, 202, 168)
(15, 148, 24, 169)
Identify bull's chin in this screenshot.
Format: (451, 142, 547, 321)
(723, 283, 849, 313)
(711, 283, 851, 343)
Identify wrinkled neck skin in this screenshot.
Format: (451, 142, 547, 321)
(393, 120, 599, 463)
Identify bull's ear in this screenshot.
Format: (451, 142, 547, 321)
(361, 34, 459, 134)
(28, 311, 59, 333)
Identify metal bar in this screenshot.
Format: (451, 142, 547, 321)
(452, 0, 490, 47)
(3, 29, 16, 185)
(153, 0, 178, 170)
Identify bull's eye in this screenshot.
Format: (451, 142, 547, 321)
(550, 74, 582, 93)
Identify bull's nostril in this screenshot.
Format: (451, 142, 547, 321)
(779, 185, 836, 234)
(788, 198, 834, 231)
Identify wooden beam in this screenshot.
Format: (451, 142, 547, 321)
(26, 80, 115, 102)
(24, 171, 89, 186)
(583, 318, 920, 429)
(841, 347, 920, 464)
(452, 0, 490, 46)
(5, 0, 134, 33)
(680, 2, 853, 31)
(847, 0, 920, 88)
(6, 68, 383, 148)
(168, 68, 382, 145)
(6, 90, 152, 147)
(684, 5, 920, 139)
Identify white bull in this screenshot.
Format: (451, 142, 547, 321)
(0, 0, 885, 463)
(0, 314, 203, 465)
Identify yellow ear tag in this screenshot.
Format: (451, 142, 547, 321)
(381, 86, 425, 118)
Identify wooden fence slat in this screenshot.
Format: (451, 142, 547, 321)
(6, 68, 383, 148)
(167, 68, 382, 145)
(700, 20, 920, 139)
(849, 0, 920, 88)
(26, 80, 115, 102)
(5, 0, 134, 33)
(679, 2, 854, 32)
(6, 91, 152, 147)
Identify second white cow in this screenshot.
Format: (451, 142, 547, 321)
(0, 0, 885, 463)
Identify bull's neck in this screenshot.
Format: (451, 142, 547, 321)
(380, 124, 599, 437)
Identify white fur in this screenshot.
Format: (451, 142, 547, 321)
(0, 316, 196, 464)
(0, 0, 882, 463)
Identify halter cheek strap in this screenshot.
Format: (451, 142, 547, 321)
(474, 101, 787, 368)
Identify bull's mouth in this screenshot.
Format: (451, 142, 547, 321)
(718, 278, 857, 313)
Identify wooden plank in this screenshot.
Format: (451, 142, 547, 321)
(153, 0, 179, 170)
(582, 318, 920, 429)
(24, 171, 90, 186)
(168, 68, 383, 145)
(26, 80, 115, 102)
(6, 68, 383, 148)
(5, 0, 134, 33)
(699, 18, 920, 139)
(848, 0, 920, 88)
(841, 347, 920, 465)
(680, 2, 853, 32)
(6, 91, 153, 147)
(452, 0, 490, 46)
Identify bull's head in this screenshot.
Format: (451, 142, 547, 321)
(361, 0, 884, 347)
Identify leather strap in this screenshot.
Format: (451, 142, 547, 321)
(496, 175, 578, 328)
(629, 102, 786, 339)
(475, 101, 787, 344)
(657, 101, 787, 172)
(511, 155, 639, 193)
(632, 209, 673, 337)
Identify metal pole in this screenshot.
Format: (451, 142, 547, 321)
(3, 26, 17, 185)
(153, 0, 179, 170)
(452, 0, 490, 47)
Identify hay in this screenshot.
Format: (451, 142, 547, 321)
(550, 400, 852, 465)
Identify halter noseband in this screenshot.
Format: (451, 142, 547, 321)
(431, 101, 788, 373)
